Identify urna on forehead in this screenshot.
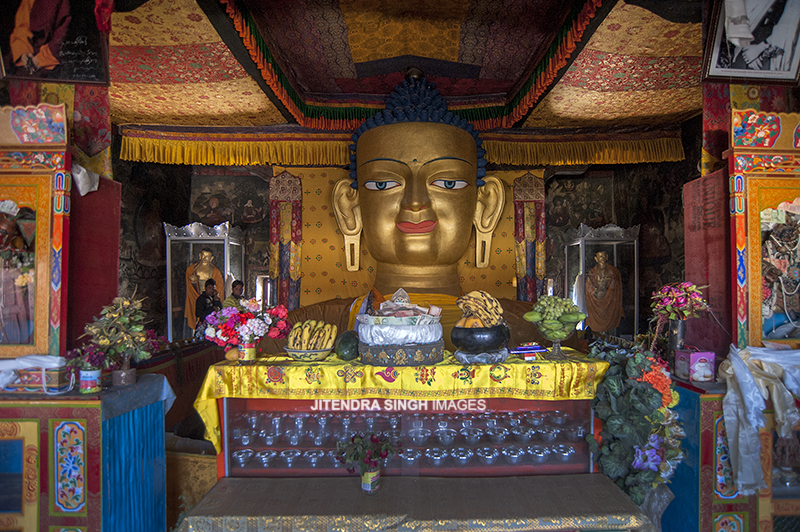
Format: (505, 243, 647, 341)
(348, 76, 487, 188)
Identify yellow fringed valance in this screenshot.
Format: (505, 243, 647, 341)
(120, 135, 351, 167)
(119, 125, 685, 167)
(483, 136, 685, 166)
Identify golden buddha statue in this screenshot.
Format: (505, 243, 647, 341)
(259, 75, 571, 352)
(185, 248, 224, 331)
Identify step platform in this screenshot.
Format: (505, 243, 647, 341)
(177, 473, 655, 531)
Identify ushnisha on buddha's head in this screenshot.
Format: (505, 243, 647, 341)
(332, 76, 505, 297)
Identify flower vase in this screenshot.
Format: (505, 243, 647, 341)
(666, 319, 686, 367)
(79, 369, 101, 394)
(361, 467, 381, 494)
(239, 343, 257, 365)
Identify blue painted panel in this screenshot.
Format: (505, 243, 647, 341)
(661, 385, 701, 532)
(102, 400, 166, 532)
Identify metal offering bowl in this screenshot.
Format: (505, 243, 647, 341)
(425, 447, 448, 466)
(502, 445, 526, 465)
(451, 447, 474, 466)
(485, 427, 509, 444)
(460, 427, 483, 445)
(259, 430, 279, 446)
(409, 428, 432, 446)
(537, 426, 560, 443)
(280, 449, 302, 467)
(511, 426, 535, 444)
(476, 446, 500, 465)
(553, 444, 576, 461)
(563, 425, 587, 441)
(401, 448, 421, 466)
(525, 412, 546, 426)
(450, 324, 510, 354)
(232, 449, 253, 467)
(435, 428, 458, 446)
(284, 429, 305, 446)
(383, 430, 404, 446)
(526, 445, 550, 464)
(547, 411, 570, 425)
(255, 449, 276, 467)
(310, 429, 331, 447)
(304, 449, 326, 467)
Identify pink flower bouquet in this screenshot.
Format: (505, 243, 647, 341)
(651, 281, 708, 322)
(204, 303, 291, 348)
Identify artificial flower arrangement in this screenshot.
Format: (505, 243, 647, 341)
(64, 342, 118, 376)
(649, 281, 708, 351)
(586, 338, 685, 506)
(651, 281, 708, 322)
(64, 295, 166, 376)
(203, 300, 291, 349)
(81, 294, 157, 371)
(336, 432, 400, 475)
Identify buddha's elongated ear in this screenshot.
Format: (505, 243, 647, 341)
(332, 178, 363, 271)
(473, 175, 505, 268)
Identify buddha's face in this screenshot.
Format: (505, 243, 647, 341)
(355, 122, 478, 266)
(199, 251, 213, 264)
(595, 251, 608, 265)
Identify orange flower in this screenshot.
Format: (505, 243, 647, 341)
(639, 363, 672, 408)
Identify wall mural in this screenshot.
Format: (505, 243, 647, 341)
(189, 167, 271, 305)
(544, 117, 702, 333)
(114, 155, 193, 338)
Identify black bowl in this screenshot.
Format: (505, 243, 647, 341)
(451, 324, 510, 353)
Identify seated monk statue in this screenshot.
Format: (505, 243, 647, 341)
(259, 75, 578, 353)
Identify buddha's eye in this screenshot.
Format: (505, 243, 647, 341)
(431, 179, 468, 190)
(364, 180, 400, 191)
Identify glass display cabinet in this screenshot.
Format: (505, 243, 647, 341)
(220, 399, 593, 478)
(164, 221, 244, 341)
(564, 224, 639, 338)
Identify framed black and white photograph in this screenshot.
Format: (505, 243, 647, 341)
(704, 0, 800, 84)
(0, 0, 109, 85)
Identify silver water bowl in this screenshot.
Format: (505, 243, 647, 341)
(425, 447, 448, 466)
(451, 447, 474, 466)
(502, 445, 526, 465)
(476, 446, 500, 465)
(460, 427, 483, 445)
(485, 427, 509, 444)
(232, 449, 253, 467)
(435, 428, 457, 446)
(255, 449, 276, 467)
(409, 428, 432, 446)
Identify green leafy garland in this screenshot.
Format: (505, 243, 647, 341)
(586, 339, 685, 505)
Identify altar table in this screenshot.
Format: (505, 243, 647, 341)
(177, 474, 654, 532)
(194, 349, 609, 453)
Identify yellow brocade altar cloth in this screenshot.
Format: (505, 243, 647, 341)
(195, 349, 608, 453)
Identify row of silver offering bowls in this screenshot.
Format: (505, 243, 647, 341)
(232, 443, 578, 469)
(232, 448, 337, 468)
(234, 411, 575, 434)
(394, 443, 578, 467)
(232, 423, 587, 448)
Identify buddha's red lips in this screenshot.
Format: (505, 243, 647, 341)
(396, 220, 438, 233)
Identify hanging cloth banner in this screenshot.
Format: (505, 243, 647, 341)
(513, 172, 545, 302)
(269, 170, 302, 310)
